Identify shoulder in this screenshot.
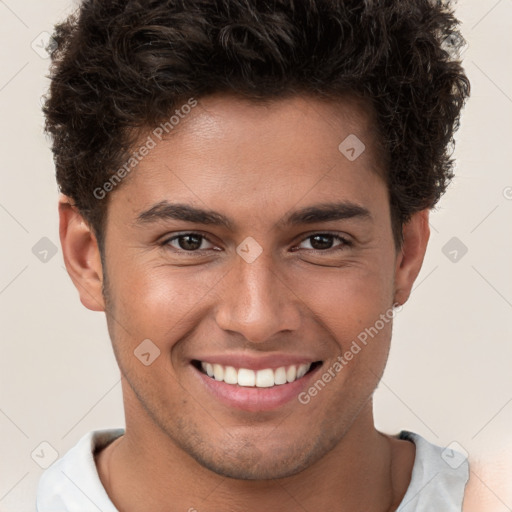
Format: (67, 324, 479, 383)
(396, 431, 469, 512)
(36, 428, 124, 512)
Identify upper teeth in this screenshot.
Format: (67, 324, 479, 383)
(200, 362, 312, 387)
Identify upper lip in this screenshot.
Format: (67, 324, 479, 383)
(191, 353, 321, 371)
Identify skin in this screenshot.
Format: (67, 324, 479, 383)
(463, 448, 512, 511)
(59, 93, 429, 511)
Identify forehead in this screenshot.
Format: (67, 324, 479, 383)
(110, 93, 388, 224)
(165, 93, 380, 170)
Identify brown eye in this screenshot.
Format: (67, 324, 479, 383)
(298, 233, 350, 251)
(164, 233, 215, 252)
(309, 234, 335, 250)
(177, 234, 202, 250)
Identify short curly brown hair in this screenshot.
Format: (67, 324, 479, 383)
(44, 0, 470, 251)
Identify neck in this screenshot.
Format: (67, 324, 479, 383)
(96, 396, 414, 511)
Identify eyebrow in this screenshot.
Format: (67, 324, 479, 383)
(134, 200, 372, 230)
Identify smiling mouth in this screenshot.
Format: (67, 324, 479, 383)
(192, 360, 323, 388)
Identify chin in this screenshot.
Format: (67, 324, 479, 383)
(194, 453, 312, 481)
(182, 435, 329, 481)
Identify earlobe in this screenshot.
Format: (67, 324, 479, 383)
(393, 210, 430, 307)
(58, 195, 106, 312)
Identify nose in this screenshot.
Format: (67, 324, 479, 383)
(214, 250, 302, 344)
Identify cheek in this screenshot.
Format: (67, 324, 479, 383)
(104, 261, 244, 384)
(289, 263, 395, 335)
(108, 261, 218, 338)
(289, 264, 395, 386)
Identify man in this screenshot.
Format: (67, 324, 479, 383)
(36, 0, 470, 510)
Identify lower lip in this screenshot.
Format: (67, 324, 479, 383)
(192, 364, 322, 412)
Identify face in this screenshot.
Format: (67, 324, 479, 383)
(62, 93, 429, 480)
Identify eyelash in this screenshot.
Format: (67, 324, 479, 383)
(161, 231, 352, 254)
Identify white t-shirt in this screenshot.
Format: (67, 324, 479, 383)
(36, 429, 469, 511)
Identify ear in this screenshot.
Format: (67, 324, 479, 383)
(58, 194, 105, 312)
(393, 209, 430, 306)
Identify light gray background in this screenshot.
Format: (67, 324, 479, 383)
(1, 1, 511, 510)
